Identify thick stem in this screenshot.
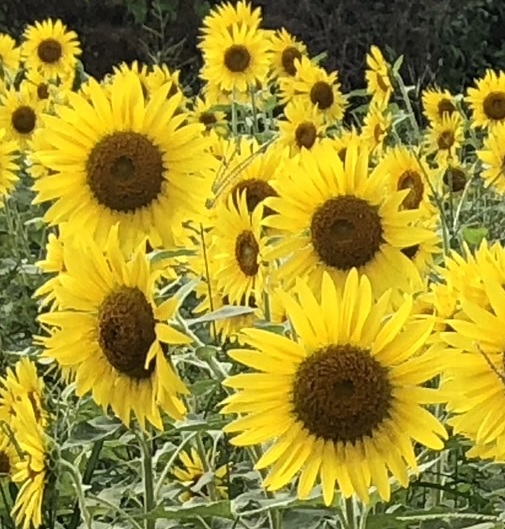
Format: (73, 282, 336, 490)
(195, 433, 218, 502)
(138, 431, 156, 529)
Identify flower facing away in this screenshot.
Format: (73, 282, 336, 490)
(222, 270, 447, 505)
(37, 227, 193, 429)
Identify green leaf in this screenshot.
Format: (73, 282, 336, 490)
(186, 304, 256, 325)
(462, 226, 488, 246)
(150, 248, 196, 264)
(392, 54, 404, 75)
(142, 500, 233, 520)
(64, 416, 121, 447)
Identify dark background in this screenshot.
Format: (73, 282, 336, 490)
(1, 0, 504, 94)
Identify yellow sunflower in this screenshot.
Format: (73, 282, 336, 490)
(0, 128, 19, 204)
(279, 56, 347, 122)
(21, 18, 81, 79)
(263, 141, 432, 297)
(269, 28, 307, 79)
(0, 84, 45, 146)
(477, 122, 505, 194)
(0, 33, 21, 78)
(222, 269, 447, 505)
(31, 73, 211, 251)
(365, 45, 393, 109)
(200, 0, 262, 36)
(361, 104, 392, 154)
(145, 65, 183, 99)
(424, 112, 464, 164)
(466, 69, 505, 129)
(200, 23, 271, 93)
(10, 396, 47, 529)
(331, 127, 361, 163)
(277, 99, 329, 156)
(37, 227, 193, 429)
(188, 95, 228, 135)
(422, 87, 457, 125)
(173, 447, 227, 502)
(22, 69, 72, 104)
(440, 161, 469, 194)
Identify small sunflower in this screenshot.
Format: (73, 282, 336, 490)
(22, 69, 71, 104)
(173, 448, 227, 502)
(222, 269, 447, 505)
(466, 69, 505, 129)
(440, 161, 469, 194)
(422, 87, 457, 125)
(145, 65, 182, 98)
(31, 73, 211, 251)
(188, 95, 228, 135)
(365, 45, 393, 109)
(263, 141, 431, 296)
(269, 28, 307, 79)
(21, 18, 81, 79)
(279, 56, 347, 122)
(0, 128, 19, 204)
(331, 127, 361, 164)
(277, 99, 328, 156)
(361, 104, 392, 154)
(477, 122, 505, 194)
(0, 84, 44, 146)
(424, 112, 464, 164)
(200, 23, 271, 93)
(0, 34, 21, 78)
(201, 0, 262, 36)
(37, 227, 193, 429)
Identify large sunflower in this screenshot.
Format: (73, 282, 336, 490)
(477, 122, 505, 194)
(31, 73, 211, 251)
(222, 269, 447, 504)
(37, 227, 193, 429)
(21, 18, 81, 79)
(269, 28, 307, 79)
(466, 69, 505, 129)
(365, 45, 393, 109)
(263, 141, 431, 296)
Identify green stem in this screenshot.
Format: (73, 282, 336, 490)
(195, 433, 218, 502)
(60, 459, 93, 529)
(249, 84, 259, 136)
(88, 494, 143, 529)
(138, 430, 156, 529)
(394, 73, 420, 141)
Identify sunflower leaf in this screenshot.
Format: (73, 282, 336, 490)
(140, 499, 233, 521)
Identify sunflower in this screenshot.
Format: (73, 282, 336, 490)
(37, 227, 194, 429)
(0, 33, 21, 78)
(222, 269, 447, 505)
(441, 161, 469, 194)
(145, 65, 183, 99)
(188, 95, 228, 135)
(422, 87, 457, 125)
(279, 56, 347, 122)
(22, 69, 71, 105)
(200, 0, 262, 36)
(269, 28, 307, 79)
(0, 128, 19, 203)
(173, 447, 227, 502)
(263, 141, 432, 297)
(21, 18, 81, 79)
(466, 69, 505, 129)
(477, 122, 505, 194)
(365, 45, 393, 109)
(331, 127, 361, 163)
(200, 23, 271, 94)
(361, 104, 392, 154)
(10, 396, 47, 529)
(0, 84, 45, 146)
(277, 99, 328, 156)
(31, 73, 211, 251)
(424, 112, 464, 164)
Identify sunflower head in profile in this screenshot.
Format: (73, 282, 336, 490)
(31, 73, 211, 252)
(21, 18, 81, 80)
(477, 122, 505, 195)
(200, 0, 262, 36)
(38, 226, 194, 429)
(0, 33, 21, 78)
(424, 112, 464, 164)
(466, 69, 505, 129)
(269, 28, 307, 79)
(279, 56, 347, 122)
(263, 141, 431, 296)
(361, 103, 392, 155)
(0, 127, 19, 204)
(222, 269, 447, 505)
(365, 45, 393, 109)
(422, 87, 457, 125)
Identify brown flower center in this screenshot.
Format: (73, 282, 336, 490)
(11, 106, 36, 134)
(437, 130, 455, 150)
(310, 81, 334, 110)
(199, 112, 217, 126)
(311, 195, 383, 270)
(234, 230, 259, 276)
(437, 98, 455, 118)
(98, 286, 156, 379)
(281, 46, 302, 76)
(443, 166, 466, 192)
(86, 131, 164, 212)
(231, 178, 277, 216)
(37, 38, 63, 64)
(397, 170, 424, 209)
(483, 92, 505, 121)
(292, 344, 392, 442)
(37, 83, 50, 100)
(224, 45, 251, 73)
(295, 122, 317, 149)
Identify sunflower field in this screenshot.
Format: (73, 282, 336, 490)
(2, 2, 505, 529)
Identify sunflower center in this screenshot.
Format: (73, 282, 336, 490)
(281, 46, 302, 76)
(224, 45, 251, 73)
(98, 286, 156, 380)
(483, 92, 505, 121)
(292, 344, 392, 442)
(231, 178, 277, 216)
(401, 244, 419, 259)
(11, 106, 36, 135)
(0, 452, 9, 475)
(86, 131, 164, 212)
(199, 112, 217, 126)
(37, 38, 63, 64)
(437, 98, 455, 117)
(310, 195, 383, 270)
(310, 81, 334, 110)
(443, 166, 466, 192)
(397, 170, 424, 209)
(234, 230, 259, 276)
(37, 83, 50, 100)
(437, 130, 455, 150)
(295, 122, 317, 149)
